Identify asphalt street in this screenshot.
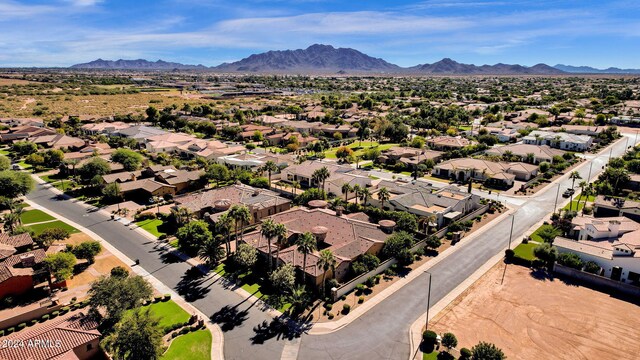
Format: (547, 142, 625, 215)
(26, 135, 632, 360)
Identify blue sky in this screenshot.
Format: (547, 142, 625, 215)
(1, 0, 639, 68)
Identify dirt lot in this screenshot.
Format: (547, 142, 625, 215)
(430, 264, 640, 360)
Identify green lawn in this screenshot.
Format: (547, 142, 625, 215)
(20, 209, 56, 224)
(140, 300, 191, 329)
(162, 329, 211, 360)
(529, 225, 545, 243)
(17, 160, 32, 170)
(0, 148, 9, 156)
(213, 261, 291, 312)
(324, 141, 398, 159)
(136, 219, 167, 238)
(513, 242, 538, 261)
(563, 194, 596, 211)
(423, 351, 439, 360)
(25, 220, 79, 236)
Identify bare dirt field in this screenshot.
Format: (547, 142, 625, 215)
(430, 264, 640, 360)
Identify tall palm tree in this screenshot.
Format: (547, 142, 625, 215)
(291, 181, 300, 196)
(312, 166, 330, 195)
(577, 180, 588, 212)
(582, 184, 593, 213)
(316, 249, 336, 297)
(263, 161, 278, 188)
(216, 212, 233, 255)
(229, 205, 251, 253)
(352, 184, 362, 205)
(341, 183, 352, 202)
(171, 206, 193, 227)
(273, 222, 288, 269)
(359, 187, 371, 206)
(377, 187, 390, 209)
(261, 219, 276, 271)
(569, 171, 582, 212)
(296, 232, 317, 284)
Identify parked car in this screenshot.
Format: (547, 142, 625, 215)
(562, 188, 575, 198)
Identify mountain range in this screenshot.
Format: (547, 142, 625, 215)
(69, 44, 633, 75)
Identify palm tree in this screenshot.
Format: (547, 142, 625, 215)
(359, 187, 371, 206)
(352, 184, 362, 205)
(568, 171, 582, 213)
(525, 153, 535, 164)
(216, 212, 233, 255)
(577, 180, 587, 212)
(261, 219, 276, 271)
(378, 187, 390, 209)
(263, 161, 278, 188)
(317, 249, 336, 297)
(171, 207, 193, 228)
(501, 150, 514, 162)
(312, 166, 330, 195)
(199, 236, 226, 266)
(229, 205, 251, 253)
(341, 183, 352, 202)
(287, 284, 310, 316)
(582, 184, 593, 213)
(291, 180, 300, 196)
(296, 232, 317, 284)
(273, 222, 288, 269)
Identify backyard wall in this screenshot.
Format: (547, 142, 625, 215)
(553, 263, 640, 297)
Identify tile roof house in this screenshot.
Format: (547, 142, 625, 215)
(28, 134, 85, 150)
(370, 181, 480, 227)
(485, 144, 565, 164)
(0, 126, 56, 143)
(243, 207, 393, 286)
(378, 147, 444, 166)
(433, 158, 538, 187)
(426, 136, 477, 151)
(173, 184, 292, 224)
(522, 130, 593, 151)
(114, 125, 168, 141)
(594, 196, 640, 223)
(0, 312, 101, 360)
(281, 161, 374, 198)
(80, 121, 130, 135)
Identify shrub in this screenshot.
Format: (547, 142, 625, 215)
(557, 252, 583, 269)
(327, 312, 334, 320)
(459, 347, 472, 360)
(163, 294, 171, 301)
(0, 330, 4, 336)
(29, 319, 38, 326)
(422, 330, 437, 346)
(154, 295, 163, 303)
(374, 275, 381, 284)
(583, 261, 601, 274)
(135, 212, 157, 221)
(180, 327, 189, 335)
(51, 311, 59, 318)
(73, 303, 82, 309)
(81, 300, 90, 307)
(61, 287, 68, 292)
(504, 249, 514, 259)
(171, 332, 179, 338)
(61, 306, 70, 312)
(7, 327, 14, 334)
(358, 296, 364, 304)
(41, 314, 50, 321)
(355, 284, 366, 294)
(70, 297, 77, 303)
(324, 303, 333, 311)
(365, 276, 376, 288)
(342, 304, 351, 314)
(17, 323, 26, 331)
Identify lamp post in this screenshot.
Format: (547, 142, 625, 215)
(501, 214, 515, 285)
(553, 183, 561, 215)
(587, 161, 593, 181)
(424, 271, 432, 331)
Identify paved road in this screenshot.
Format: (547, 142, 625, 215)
(26, 135, 631, 360)
(26, 188, 287, 359)
(296, 135, 633, 360)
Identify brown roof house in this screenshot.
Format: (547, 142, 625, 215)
(426, 136, 477, 151)
(0, 312, 101, 360)
(173, 184, 292, 224)
(243, 207, 394, 287)
(378, 147, 444, 167)
(485, 144, 565, 164)
(433, 158, 538, 188)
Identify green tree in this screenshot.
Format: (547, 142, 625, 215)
(206, 163, 230, 188)
(471, 341, 505, 360)
(536, 224, 561, 243)
(351, 253, 380, 275)
(269, 263, 296, 294)
(103, 182, 122, 202)
(79, 157, 110, 182)
(0, 170, 34, 199)
(381, 231, 415, 264)
(261, 218, 276, 270)
(273, 222, 288, 268)
(199, 235, 226, 266)
(534, 243, 558, 266)
(35, 227, 70, 248)
(145, 106, 159, 123)
(229, 204, 251, 253)
(317, 249, 337, 296)
(263, 160, 278, 188)
(111, 149, 143, 171)
(341, 183, 352, 202)
(234, 243, 258, 271)
(11, 141, 37, 156)
(102, 308, 164, 360)
(72, 240, 102, 264)
(312, 166, 330, 195)
(0, 155, 10, 171)
(88, 273, 153, 323)
(377, 187, 390, 209)
(215, 212, 233, 256)
(43, 149, 64, 168)
(442, 332, 458, 351)
(176, 220, 212, 254)
(43, 252, 77, 285)
(296, 232, 317, 283)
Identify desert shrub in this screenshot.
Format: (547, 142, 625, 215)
(51, 311, 59, 318)
(17, 323, 26, 330)
(504, 249, 515, 259)
(324, 303, 333, 311)
(358, 296, 364, 304)
(583, 261, 601, 274)
(154, 295, 163, 303)
(327, 313, 334, 319)
(422, 330, 437, 346)
(365, 276, 376, 288)
(355, 284, 365, 294)
(459, 347, 472, 360)
(135, 212, 157, 221)
(41, 314, 50, 321)
(29, 319, 38, 326)
(163, 294, 171, 301)
(557, 252, 583, 269)
(7, 327, 14, 334)
(342, 304, 350, 314)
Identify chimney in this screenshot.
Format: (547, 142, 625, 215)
(130, 173, 136, 181)
(609, 220, 621, 238)
(311, 226, 329, 243)
(335, 206, 344, 216)
(378, 220, 396, 234)
(20, 253, 36, 267)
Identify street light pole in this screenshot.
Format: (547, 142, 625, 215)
(424, 271, 432, 331)
(587, 161, 593, 181)
(502, 214, 515, 285)
(553, 183, 561, 215)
